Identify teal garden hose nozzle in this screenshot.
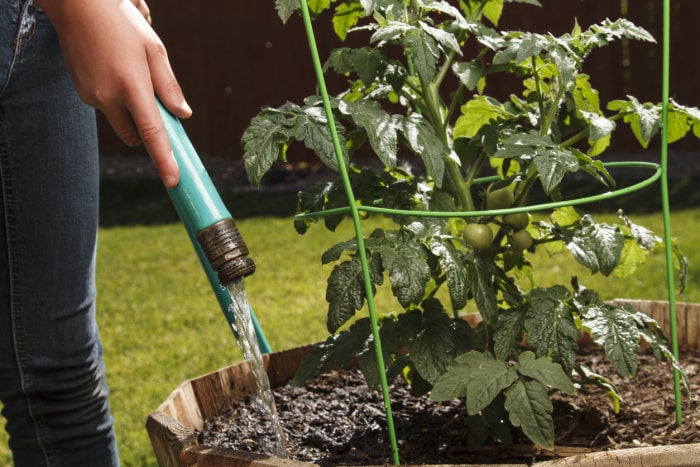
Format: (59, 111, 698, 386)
(155, 98, 271, 353)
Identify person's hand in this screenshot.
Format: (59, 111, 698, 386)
(130, 0, 152, 24)
(36, 0, 191, 188)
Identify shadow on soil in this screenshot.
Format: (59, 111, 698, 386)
(99, 175, 700, 228)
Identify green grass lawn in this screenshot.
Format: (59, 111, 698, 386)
(0, 184, 698, 465)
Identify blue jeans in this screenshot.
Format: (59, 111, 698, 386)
(0, 1, 119, 465)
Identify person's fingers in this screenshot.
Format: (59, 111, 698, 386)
(130, 0, 151, 23)
(102, 107, 142, 148)
(147, 43, 192, 119)
(128, 98, 180, 188)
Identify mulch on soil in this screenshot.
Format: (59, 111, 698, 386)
(198, 348, 700, 465)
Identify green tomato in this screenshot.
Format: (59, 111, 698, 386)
(503, 212, 529, 231)
(509, 229, 533, 251)
(486, 185, 515, 210)
(464, 223, 494, 251)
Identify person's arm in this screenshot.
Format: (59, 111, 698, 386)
(36, 0, 190, 188)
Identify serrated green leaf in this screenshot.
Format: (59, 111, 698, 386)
(669, 99, 700, 143)
(275, 0, 298, 23)
(493, 308, 525, 360)
(493, 132, 555, 159)
(504, 379, 554, 448)
(551, 206, 581, 227)
(290, 318, 372, 385)
(347, 100, 398, 167)
(481, 0, 504, 26)
(408, 302, 455, 384)
(515, 33, 549, 64)
(431, 238, 469, 311)
(327, 47, 387, 86)
(419, 22, 462, 55)
(401, 114, 447, 186)
(466, 359, 519, 415)
(333, 1, 365, 40)
(524, 286, 579, 376)
(452, 60, 485, 91)
(533, 148, 579, 194)
(404, 27, 440, 82)
(612, 238, 646, 278)
(561, 215, 624, 275)
(326, 255, 376, 332)
(454, 96, 511, 139)
(242, 110, 294, 186)
(467, 254, 498, 324)
(308, 0, 331, 14)
(580, 110, 615, 141)
(294, 107, 348, 170)
(517, 351, 575, 394)
(577, 364, 621, 413)
(619, 96, 661, 148)
(380, 239, 431, 308)
(572, 74, 601, 115)
(431, 351, 483, 402)
(581, 304, 640, 377)
(618, 212, 661, 250)
(453, 96, 510, 139)
(424, 0, 471, 30)
(666, 109, 693, 144)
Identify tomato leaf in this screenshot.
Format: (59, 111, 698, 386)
(504, 379, 554, 448)
(524, 286, 579, 376)
(290, 318, 372, 385)
(557, 215, 624, 276)
(326, 253, 382, 333)
(431, 238, 469, 311)
(466, 254, 498, 324)
(407, 301, 455, 384)
(241, 110, 294, 186)
(346, 100, 398, 168)
(493, 308, 525, 361)
(401, 114, 448, 187)
(516, 351, 575, 394)
(379, 237, 431, 309)
(580, 303, 640, 378)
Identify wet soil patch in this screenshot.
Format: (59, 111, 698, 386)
(198, 348, 700, 465)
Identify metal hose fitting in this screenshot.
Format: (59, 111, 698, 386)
(197, 218, 256, 284)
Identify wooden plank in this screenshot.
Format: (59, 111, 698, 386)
(535, 443, 700, 466)
(147, 411, 197, 467)
(686, 303, 700, 352)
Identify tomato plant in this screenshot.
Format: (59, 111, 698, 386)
(243, 0, 695, 450)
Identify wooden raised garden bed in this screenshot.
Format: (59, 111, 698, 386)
(146, 300, 700, 466)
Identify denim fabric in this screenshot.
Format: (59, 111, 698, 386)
(0, 1, 119, 465)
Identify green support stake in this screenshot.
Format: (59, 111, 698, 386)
(660, 0, 683, 425)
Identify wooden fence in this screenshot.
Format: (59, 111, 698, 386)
(97, 0, 700, 160)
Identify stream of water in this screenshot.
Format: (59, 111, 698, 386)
(226, 279, 287, 457)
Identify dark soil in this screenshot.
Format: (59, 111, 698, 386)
(197, 348, 700, 465)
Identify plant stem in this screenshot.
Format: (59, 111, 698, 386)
(532, 56, 545, 125)
(418, 74, 474, 212)
(445, 157, 474, 211)
(513, 164, 538, 207)
(540, 77, 566, 137)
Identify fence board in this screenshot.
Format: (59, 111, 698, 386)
(97, 1, 700, 161)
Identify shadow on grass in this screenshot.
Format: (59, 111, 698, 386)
(99, 175, 700, 227)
